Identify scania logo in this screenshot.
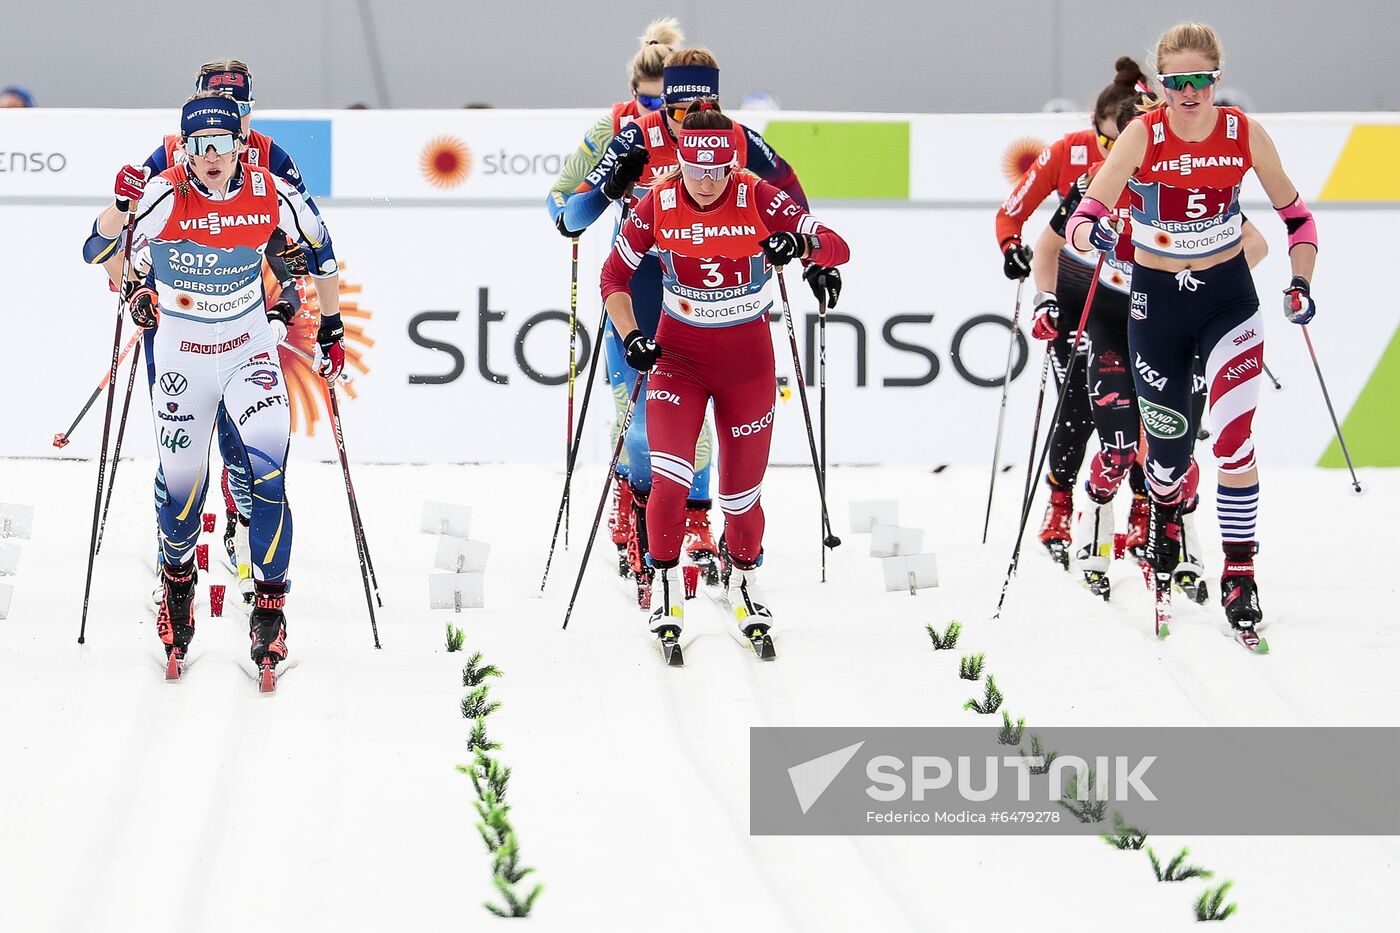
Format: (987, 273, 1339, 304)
(160, 372, 188, 396)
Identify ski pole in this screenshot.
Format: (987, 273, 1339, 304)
(53, 332, 140, 448)
(818, 293, 830, 582)
(777, 269, 841, 555)
(79, 211, 137, 644)
(1300, 325, 1363, 494)
(562, 374, 644, 629)
(540, 307, 609, 592)
(992, 249, 1107, 620)
(981, 272, 1030, 544)
(1015, 342, 1056, 530)
(95, 338, 142, 556)
(1263, 361, 1282, 391)
(565, 236, 580, 547)
(327, 383, 382, 646)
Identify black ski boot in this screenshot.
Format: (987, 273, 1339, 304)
(1221, 543, 1267, 652)
(156, 561, 197, 662)
(249, 581, 289, 666)
(1145, 498, 1185, 576)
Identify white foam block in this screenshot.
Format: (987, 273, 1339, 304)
(0, 542, 20, 575)
(0, 502, 35, 539)
(870, 525, 924, 559)
(433, 535, 491, 573)
(428, 572, 485, 611)
(881, 553, 939, 594)
(420, 501, 471, 538)
(848, 500, 898, 534)
(0, 582, 12, 619)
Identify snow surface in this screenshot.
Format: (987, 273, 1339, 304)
(1, 456, 1396, 932)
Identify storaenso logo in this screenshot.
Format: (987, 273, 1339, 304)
(0, 151, 68, 173)
(1139, 398, 1188, 439)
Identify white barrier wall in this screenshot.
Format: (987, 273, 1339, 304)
(2, 109, 1395, 467)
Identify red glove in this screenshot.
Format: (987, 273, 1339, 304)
(114, 165, 147, 212)
(1030, 292, 1060, 341)
(316, 316, 345, 382)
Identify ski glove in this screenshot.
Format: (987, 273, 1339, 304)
(1088, 217, 1120, 252)
(316, 314, 345, 381)
(803, 264, 842, 308)
(1031, 292, 1060, 341)
(125, 282, 159, 328)
(602, 147, 649, 201)
(267, 299, 294, 345)
(113, 164, 147, 213)
(1283, 276, 1315, 324)
(1001, 239, 1032, 280)
(277, 241, 309, 277)
(555, 213, 582, 239)
(623, 329, 661, 372)
(761, 232, 806, 267)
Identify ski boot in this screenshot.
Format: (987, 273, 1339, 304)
(624, 489, 654, 610)
(156, 561, 197, 679)
(683, 502, 721, 588)
(648, 563, 685, 666)
(1220, 543, 1267, 652)
(727, 559, 776, 659)
(1038, 485, 1073, 571)
(249, 581, 289, 692)
(608, 478, 634, 578)
(1123, 491, 1150, 559)
(1173, 499, 1209, 605)
(1073, 495, 1114, 600)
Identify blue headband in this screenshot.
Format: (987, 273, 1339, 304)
(197, 70, 252, 102)
(181, 97, 242, 138)
(0, 85, 35, 107)
(663, 65, 719, 106)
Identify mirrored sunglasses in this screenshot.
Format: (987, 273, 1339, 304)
(667, 105, 691, 124)
(1158, 70, 1221, 91)
(635, 92, 663, 112)
(679, 160, 732, 182)
(237, 99, 255, 118)
(185, 133, 238, 157)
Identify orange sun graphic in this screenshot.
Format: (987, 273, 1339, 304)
(260, 263, 373, 438)
(176, 294, 194, 311)
(1155, 232, 1172, 247)
(420, 136, 473, 189)
(1001, 137, 1047, 182)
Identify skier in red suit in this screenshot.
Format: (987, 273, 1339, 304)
(598, 102, 849, 645)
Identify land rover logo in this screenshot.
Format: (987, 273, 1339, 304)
(160, 372, 188, 396)
(1138, 398, 1187, 439)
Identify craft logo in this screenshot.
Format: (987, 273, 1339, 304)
(421, 136, 473, 188)
(159, 372, 188, 396)
(1000, 137, 1047, 182)
(260, 264, 372, 438)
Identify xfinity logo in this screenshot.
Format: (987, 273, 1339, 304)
(1222, 357, 1260, 382)
(178, 211, 272, 236)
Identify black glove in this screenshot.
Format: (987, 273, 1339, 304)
(761, 232, 806, 267)
(278, 241, 309, 277)
(622, 328, 661, 372)
(266, 298, 294, 344)
(555, 213, 582, 238)
(125, 282, 159, 328)
(317, 315, 346, 381)
(803, 265, 842, 308)
(1001, 239, 1033, 280)
(602, 147, 650, 201)
(1283, 276, 1315, 324)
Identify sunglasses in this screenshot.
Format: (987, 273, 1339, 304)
(185, 133, 238, 156)
(635, 92, 663, 112)
(236, 99, 255, 118)
(1097, 132, 1116, 151)
(1158, 70, 1221, 91)
(679, 160, 732, 182)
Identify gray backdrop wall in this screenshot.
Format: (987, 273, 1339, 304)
(4, 0, 1395, 112)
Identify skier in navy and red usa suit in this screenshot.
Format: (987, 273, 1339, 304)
(598, 102, 848, 645)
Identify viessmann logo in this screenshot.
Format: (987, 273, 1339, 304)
(657, 223, 758, 246)
(1150, 155, 1245, 177)
(177, 211, 272, 236)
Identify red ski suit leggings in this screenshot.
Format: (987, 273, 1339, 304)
(645, 315, 776, 567)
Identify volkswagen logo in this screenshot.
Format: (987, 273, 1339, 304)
(160, 372, 188, 396)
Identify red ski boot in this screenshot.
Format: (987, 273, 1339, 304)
(1038, 486, 1073, 571)
(683, 503, 720, 587)
(249, 582, 289, 694)
(155, 562, 197, 681)
(608, 479, 633, 577)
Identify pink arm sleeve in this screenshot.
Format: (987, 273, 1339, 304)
(1065, 196, 1111, 249)
(1276, 195, 1318, 252)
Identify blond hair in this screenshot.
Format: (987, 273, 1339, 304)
(664, 47, 718, 69)
(196, 58, 251, 81)
(628, 18, 683, 87)
(1152, 23, 1223, 74)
